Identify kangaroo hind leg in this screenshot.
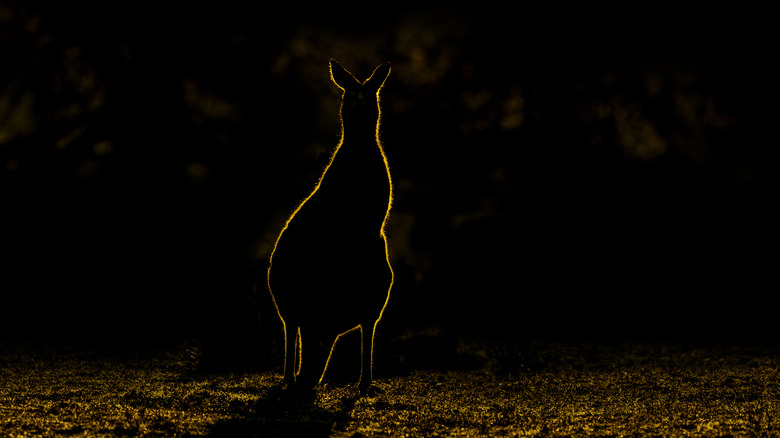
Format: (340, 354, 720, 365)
(358, 321, 376, 395)
(283, 323, 299, 387)
(295, 327, 331, 391)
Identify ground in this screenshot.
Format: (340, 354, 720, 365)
(1, 339, 779, 437)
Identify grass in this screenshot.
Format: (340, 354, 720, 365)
(1, 338, 779, 437)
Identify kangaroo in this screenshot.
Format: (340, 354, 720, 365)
(266, 59, 393, 394)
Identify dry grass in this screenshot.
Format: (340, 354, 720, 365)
(1, 340, 779, 437)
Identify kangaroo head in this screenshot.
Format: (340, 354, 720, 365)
(330, 59, 391, 124)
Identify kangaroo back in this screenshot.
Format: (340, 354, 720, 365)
(266, 60, 393, 394)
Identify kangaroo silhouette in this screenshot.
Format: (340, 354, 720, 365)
(266, 59, 393, 394)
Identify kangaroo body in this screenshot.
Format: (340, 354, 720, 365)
(267, 60, 393, 393)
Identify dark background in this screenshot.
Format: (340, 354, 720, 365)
(1, 1, 777, 352)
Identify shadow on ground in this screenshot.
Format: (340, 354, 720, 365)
(207, 389, 357, 438)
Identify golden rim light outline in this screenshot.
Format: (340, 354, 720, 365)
(266, 59, 394, 387)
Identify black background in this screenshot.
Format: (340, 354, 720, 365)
(1, 1, 777, 350)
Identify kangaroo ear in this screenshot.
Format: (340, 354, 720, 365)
(365, 62, 391, 93)
(330, 59, 359, 90)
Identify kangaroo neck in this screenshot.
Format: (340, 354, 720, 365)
(325, 115, 388, 193)
(339, 118, 379, 146)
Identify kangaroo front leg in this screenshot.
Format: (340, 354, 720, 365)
(358, 322, 375, 394)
